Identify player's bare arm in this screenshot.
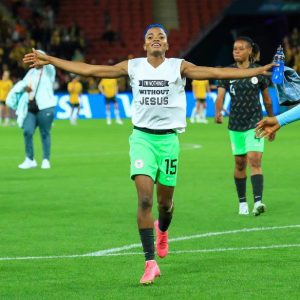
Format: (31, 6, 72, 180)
(181, 61, 276, 80)
(215, 87, 226, 124)
(262, 89, 274, 116)
(23, 49, 128, 78)
(261, 88, 276, 141)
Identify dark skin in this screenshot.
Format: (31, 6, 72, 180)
(135, 176, 174, 228)
(215, 40, 275, 178)
(23, 28, 276, 230)
(255, 116, 281, 137)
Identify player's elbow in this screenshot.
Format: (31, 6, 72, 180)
(81, 66, 95, 77)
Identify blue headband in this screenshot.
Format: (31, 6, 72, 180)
(144, 24, 168, 37)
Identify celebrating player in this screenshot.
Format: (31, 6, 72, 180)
(23, 24, 275, 285)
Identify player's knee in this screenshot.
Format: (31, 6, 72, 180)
(235, 161, 246, 172)
(158, 200, 174, 213)
(248, 158, 261, 169)
(139, 196, 152, 211)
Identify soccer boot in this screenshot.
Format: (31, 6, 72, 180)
(140, 260, 161, 285)
(253, 201, 266, 216)
(154, 220, 169, 258)
(239, 202, 249, 215)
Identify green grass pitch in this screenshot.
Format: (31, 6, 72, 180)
(0, 118, 299, 299)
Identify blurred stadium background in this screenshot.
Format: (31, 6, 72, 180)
(1, 0, 299, 120)
(1, 0, 299, 91)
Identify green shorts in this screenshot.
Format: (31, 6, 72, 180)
(129, 129, 180, 186)
(229, 129, 264, 155)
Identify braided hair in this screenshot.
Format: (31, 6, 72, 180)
(235, 36, 260, 63)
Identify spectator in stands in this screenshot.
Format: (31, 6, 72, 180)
(103, 10, 111, 28)
(282, 27, 300, 74)
(101, 24, 119, 43)
(72, 49, 85, 62)
(23, 24, 275, 285)
(69, 22, 80, 41)
(283, 36, 293, 67)
(11, 0, 23, 18)
(290, 27, 300, 48)
(11, 19, 27, 42)
(49, 27, 61, 56)
(78, 29, 88, 51)
(44, 4, 55, 30)
(293, 46, 300, 73)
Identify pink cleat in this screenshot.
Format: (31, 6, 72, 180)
(140, 260, 161, 285)
(154, 220, 169, 258)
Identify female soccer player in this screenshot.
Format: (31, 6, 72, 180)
(215, 36, 276, 217)
(23, 25, 275, 285)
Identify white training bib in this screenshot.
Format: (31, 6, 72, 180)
(128, 58, 187, 131)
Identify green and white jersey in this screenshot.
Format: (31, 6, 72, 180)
(128, 58, 186, 131)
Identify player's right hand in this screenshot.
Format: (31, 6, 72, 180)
(215, 112, 223, 124)
(23, 48, 49, 68)
(24, 86, 32, 93)
(255, 117, 281, 138)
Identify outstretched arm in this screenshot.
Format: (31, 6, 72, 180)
(181, 61, 275, 80)
(256, 104, 300, 137)
(23, 49, 128, 78)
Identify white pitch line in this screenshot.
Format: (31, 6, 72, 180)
(100, 244, 300, 256)
(86, 224, 300, 256)
(168, 224, 300, 243)
(1, 244, 300, 261)
(0, 225, 299, 261)
(169, 244, 300, 254)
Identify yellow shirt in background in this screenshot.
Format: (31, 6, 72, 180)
(0, 79, 13, 101)
(99, 79, 118, 98)
(68, 81, 82, 104)
(192, 80, 209, 99)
